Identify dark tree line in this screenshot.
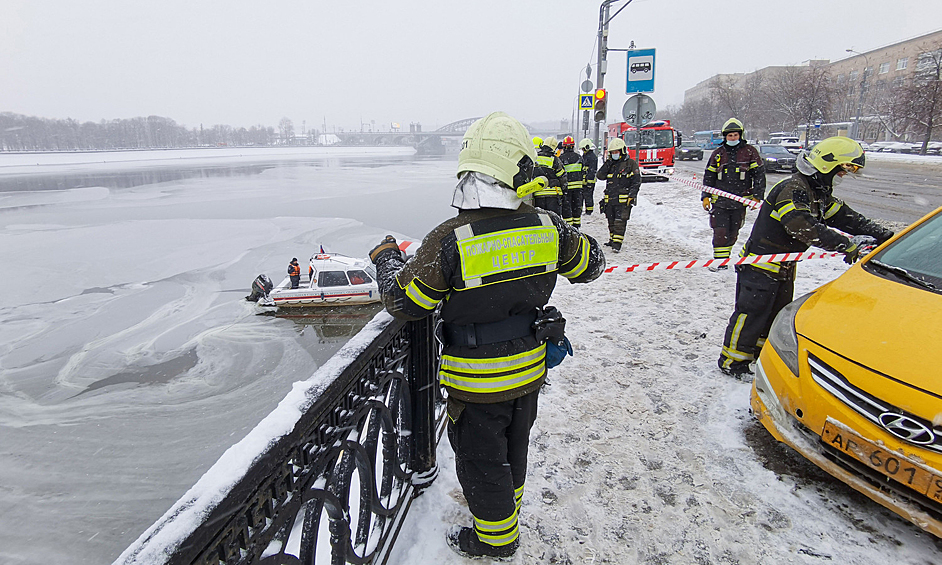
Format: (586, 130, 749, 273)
(0, 113, 278, 151)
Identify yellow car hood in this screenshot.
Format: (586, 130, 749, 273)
(797, 264, 942, 389)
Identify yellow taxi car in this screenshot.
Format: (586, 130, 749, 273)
(751, 205, 942, 537)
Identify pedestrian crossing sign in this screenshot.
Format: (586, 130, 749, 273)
(579, 94, 594, 110)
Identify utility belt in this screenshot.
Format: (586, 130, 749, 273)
(441, 311, 538, 348)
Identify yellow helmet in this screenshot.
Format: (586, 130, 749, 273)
(721, 118, 744, 136)
(532, 136, 543, 148)
(799, 136, 866, 175)
(579, 138, 595, 151)
(457, 112, 536, 189)
(543, 136, 559, 150)
(608, 138, 627, 152)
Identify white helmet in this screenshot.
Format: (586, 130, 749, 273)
(543, 136, 559, 150)
(579, 138, 595, 151)
(457, 112, 536, 189)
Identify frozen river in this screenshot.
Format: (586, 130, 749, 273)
(0, 147, 456, 565)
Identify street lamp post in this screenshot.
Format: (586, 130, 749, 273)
(846, 48, 871, 141)
(593, 0, 632, 149)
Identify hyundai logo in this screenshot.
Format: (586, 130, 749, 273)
(879, 412, 935, 445)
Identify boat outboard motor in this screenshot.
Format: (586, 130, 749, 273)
(246, 274, 274, 302)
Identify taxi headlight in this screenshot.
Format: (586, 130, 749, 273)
(767, 292, 813, 376)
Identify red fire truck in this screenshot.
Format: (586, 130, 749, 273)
(607, 120, 680, 177)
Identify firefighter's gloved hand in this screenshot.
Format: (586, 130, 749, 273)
(841, 241, 860, 265)
(875, 228, 895, 245)
(702, 197, 711, 211)
(369, 235, 402, 264)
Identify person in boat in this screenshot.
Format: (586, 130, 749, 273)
(369, 112, 605, 560)
(287, 258, 301, 289)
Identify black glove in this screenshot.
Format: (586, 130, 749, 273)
(876, 229, 895, 245)
(369, 235, 401, 264)
(532, 306, 567, 346)
(841, 241, 860, 265)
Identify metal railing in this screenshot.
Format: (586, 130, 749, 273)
(118, 312, 443, 565)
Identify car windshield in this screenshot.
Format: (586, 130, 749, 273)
(681, 141, 699, 147)
(761, 146, 792, 155)
(867, 211, 942, 292)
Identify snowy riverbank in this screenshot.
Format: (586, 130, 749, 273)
(389, 177, 940, 564)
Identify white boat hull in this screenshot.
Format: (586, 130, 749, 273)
(268, 276, 380, 307)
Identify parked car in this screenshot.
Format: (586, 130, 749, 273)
(880, 142, 916, 153)
(927, 141, 942, 155)
(676, 140, 703, 160)
(868, 141, 895, 152)
(855, 141, 871, 152)
(758, 145, 797, 173)
(752, 205, 942, 538)
(767, 135, 803, 154)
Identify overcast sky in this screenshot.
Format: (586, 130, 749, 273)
(2, 0, 939, 131)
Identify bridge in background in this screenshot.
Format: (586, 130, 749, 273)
(333, 118, 560, 154)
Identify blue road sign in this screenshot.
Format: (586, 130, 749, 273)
(626, 48, 655, 94)
(579, 94, 595, 110)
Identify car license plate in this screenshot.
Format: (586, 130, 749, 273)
(822, 419, 942, 501)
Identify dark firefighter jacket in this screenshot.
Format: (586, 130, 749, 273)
(596, 157, 641, 205)
(742, 173, 892, 281)
(702, 143, 766, 210)
(533, 146, 567, 196)
(581, 150, 598, 186)
(558, 149, 584, 189)
(373, 204, 605, 403)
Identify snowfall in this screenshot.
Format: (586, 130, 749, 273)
(0, 147, 942, 565)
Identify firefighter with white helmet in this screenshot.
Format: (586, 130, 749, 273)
(595, 137, 641, 251)
(701, 118, 766, 269)
(717, 136, 894, 376)
(579, 138, 599, 215)
(369, 111, 605, 559)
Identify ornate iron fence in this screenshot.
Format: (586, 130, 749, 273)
(117, 312, 443, 565)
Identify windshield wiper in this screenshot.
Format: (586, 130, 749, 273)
(868, 259, 937, 290)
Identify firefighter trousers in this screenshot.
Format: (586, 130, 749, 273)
(290, 275, 301, 289)
(583, 181, 596, 213)
(447, 390, 539, 546)
(719, 267, 794, 372)
(562, 188, 583, 227)
(709, 206, 747, 259)
(605, 203, 632, 250)
(533, 195, 562, 216)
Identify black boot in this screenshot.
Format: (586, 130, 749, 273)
(445, 526, 518, 561)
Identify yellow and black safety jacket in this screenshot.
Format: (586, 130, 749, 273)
(374, 205, 604, 403)
(702, 142, 765, 210)
(559, 148, 584, 190)
(533, 146, 566, 197)
(581, 149, 598, 189)
(741, 173, 892, 280)
(596, 156, 641, 207)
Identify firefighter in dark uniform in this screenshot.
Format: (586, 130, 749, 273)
(558, 136, 584, 227)
(580, 138, 598, 214)
(702, 118, 766, 270)
(718, 137, 894, 376)
(596, 137, 641, 252)
(369, 112, 605, 560)
(287, 258, 301, 288)
(531, 135, 566, 215)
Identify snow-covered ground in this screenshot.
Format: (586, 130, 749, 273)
(389, 177, 941, 564)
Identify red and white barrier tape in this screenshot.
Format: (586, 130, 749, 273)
(604, 250, 843, 273)
(398, 240, 845, 274)
(673, 175, 761, 210)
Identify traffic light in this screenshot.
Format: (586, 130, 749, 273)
(593, 88, 607, 122)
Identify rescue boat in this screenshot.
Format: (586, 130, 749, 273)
(248, 252, 381, 307)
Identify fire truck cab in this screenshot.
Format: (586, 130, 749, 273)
(608, 120, 680, 179)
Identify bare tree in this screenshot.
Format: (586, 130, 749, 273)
(278, 117, 295, 145)
(765, 64, 835, 143)
(893, 42, 942, 154)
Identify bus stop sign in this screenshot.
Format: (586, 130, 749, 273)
(622, 94, 657, 127)
(626, 48, 655, 93)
